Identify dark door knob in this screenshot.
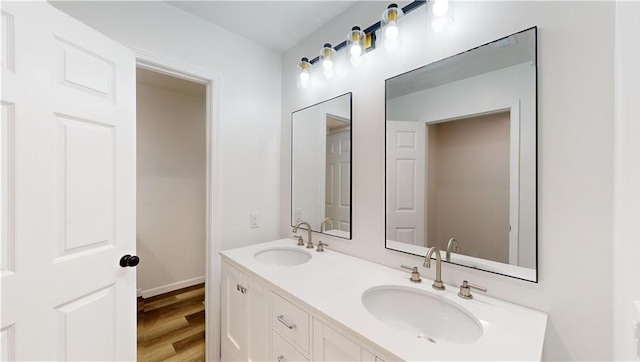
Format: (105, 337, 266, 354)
(119, 254, 140, 267)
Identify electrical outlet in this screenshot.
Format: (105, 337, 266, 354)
(295, 209, 302, 222)
(250, 213, 259, 229)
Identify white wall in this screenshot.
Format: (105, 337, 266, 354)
(613, 1, 640, 360)
(53, 1, 282, 251)
(280, 2, 614, 360)
(136, 81, 206, 295)
(292, 105, 326, 230)
(291, 94, 351, 231)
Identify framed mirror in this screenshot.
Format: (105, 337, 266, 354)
(385, 28, 537, 281)
(292, 93, 352, 239)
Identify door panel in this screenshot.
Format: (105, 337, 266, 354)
(1, 101, 14, 273)
(57, 114, 114, 255)
(221, 262, 245, 358)
(313, 321, 361, 362)
(0, 3, 136, 360)
(54, 37, 115, 100)
(245, 276, 269, 362)
(386, 121, 425, 246)
(55, 285, 116, 361)
(325, 130, 351, 232)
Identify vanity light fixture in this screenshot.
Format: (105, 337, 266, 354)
(297, 57, 311, 88)
(381, 3, 404, 52)
(428, 0, 454, 32)
(295, 1, 443, 89)
(347, 26, 367, 67)
(320, 43, 336, 79)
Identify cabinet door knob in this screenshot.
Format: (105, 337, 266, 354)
(236, 284, 246, 294)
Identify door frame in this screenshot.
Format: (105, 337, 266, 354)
(132, 47, 222, 361)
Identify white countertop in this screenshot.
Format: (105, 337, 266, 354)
(221, 238, 548, 361)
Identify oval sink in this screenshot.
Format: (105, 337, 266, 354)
(253, 247, 312, 266)
(362, 285, 483, 344)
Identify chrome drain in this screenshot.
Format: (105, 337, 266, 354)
(417, 334, 436, 343)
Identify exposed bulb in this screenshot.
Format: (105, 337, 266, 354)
(432, 0, 449, 16)
(299, 71, 310, 82)
(385, 23, 399, 40)
(350, 44, 363, 57)
(322, 59, 333, 71)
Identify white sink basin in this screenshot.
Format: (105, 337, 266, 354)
(253, 247, 312, 266)
(361, 285, 483, 344)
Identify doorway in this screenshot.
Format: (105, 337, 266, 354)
(135, 67, 206, 361)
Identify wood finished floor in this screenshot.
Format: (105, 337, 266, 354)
(137, 283, 205, 362)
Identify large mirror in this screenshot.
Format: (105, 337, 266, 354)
(292, 93, 352, 239)
(385, 28, 537, 281)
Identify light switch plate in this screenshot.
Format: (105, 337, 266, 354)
(250, 212, 259, 228)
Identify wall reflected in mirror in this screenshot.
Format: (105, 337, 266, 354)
(292, 93, 352, 239)
(385, 28, 537, 281)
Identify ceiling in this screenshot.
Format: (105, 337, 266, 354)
(166, 1, 358, 53)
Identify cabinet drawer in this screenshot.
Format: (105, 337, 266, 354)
(271, 292, 310, 353)
(272, 330, 309, 362)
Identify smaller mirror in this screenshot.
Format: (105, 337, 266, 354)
(291, 93, 352, 239)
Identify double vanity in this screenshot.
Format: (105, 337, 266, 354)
(242, 23, 547, 362)
(221, 238, 547, 361)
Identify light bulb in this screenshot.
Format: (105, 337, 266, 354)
(322, 59, 333, 71)
(432, 0, 449, 16)
(299, 71, 310, 82)
(385, 23, 399, 40)
(350, 44, 362, 57)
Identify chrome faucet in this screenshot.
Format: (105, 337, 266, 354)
(293, 221, 313, 249)
(424, 247, 445, 290)
(320, 217, 334, 232)
(446, 238, 460, 261)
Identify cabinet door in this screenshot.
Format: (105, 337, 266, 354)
(313, 320, 362, 361)
(245, 275, 270, 362)
(221, 262, 246, 360)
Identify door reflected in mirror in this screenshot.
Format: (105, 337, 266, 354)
(292, 93, 352, 239)
(385, 28, 537, 281)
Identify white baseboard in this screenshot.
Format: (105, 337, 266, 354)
(141, 276, 205, 299)
(137, 288, 143, 298)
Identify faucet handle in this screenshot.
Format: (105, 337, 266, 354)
(316, 240, 329, 252)
(293, 235, 304, 246)
(458, 280, 487, 299)
(400, 265, 422, 283)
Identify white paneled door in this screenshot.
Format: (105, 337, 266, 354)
(386, 121, 425, 246)
(1, 2, 136, 360)
(325, 130, 351, 232)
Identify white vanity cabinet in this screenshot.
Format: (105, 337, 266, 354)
(221, 239, 548, 361)
(221, 261, 270, 362)
(313, 320, 383, 362)
(221, 260, 391, 362)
